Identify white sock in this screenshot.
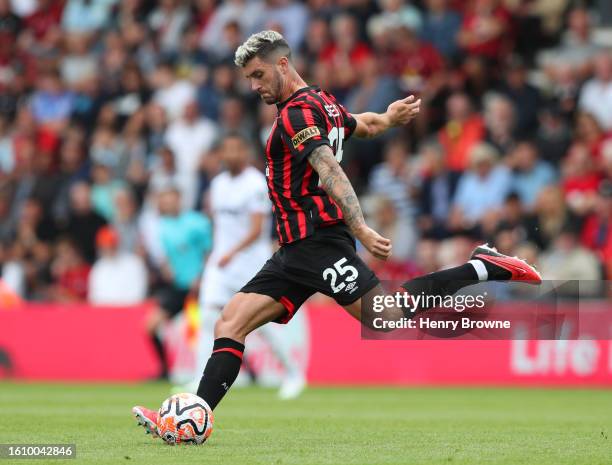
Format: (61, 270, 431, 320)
(468, 259, 488, 281)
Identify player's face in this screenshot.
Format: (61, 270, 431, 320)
(221, 137, 248, 172)
(243, 56, 283, 104)
(157, 190, 180, 216)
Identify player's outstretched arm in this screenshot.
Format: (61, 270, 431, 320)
(352, 95, 421, 139)
(308, 145, 392, 260)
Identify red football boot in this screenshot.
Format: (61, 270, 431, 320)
(132, 406, 160, 438)
(471, 244, 542, 284)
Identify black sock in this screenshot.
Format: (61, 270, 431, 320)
(401, 264, 479, 313)
(197, 338, 245, 410)
(150, 333, 168, 378)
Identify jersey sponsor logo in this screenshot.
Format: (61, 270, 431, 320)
(324, 104, 340, 118)
(291, 126, 320, 149)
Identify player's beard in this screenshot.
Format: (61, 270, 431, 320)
(263, 70, 283, 104)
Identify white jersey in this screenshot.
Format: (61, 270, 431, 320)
(201, 166, 272, 307)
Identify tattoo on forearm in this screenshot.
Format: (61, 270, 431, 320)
(308, 145, 365, 233)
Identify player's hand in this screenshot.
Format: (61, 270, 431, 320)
(355, 225, 392, 261)
(386, 95, 421, 127)
(217, 252, 235, 268)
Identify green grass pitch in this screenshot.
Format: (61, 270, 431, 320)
(0, 382, 610, 465)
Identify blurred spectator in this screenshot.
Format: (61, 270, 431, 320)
(30, 70, 74, 132)
(524, 0, 568, 41)
(52, 132, 89, 221)
(483, 92, 517, 155)
(62, 0, 116, 34)
(88, 226, 147, 305)
(450, 142, 512, 231)
(300, 16, 331, 65)
(602, 139, 612, 179)
(151, 63, 197, 122)
(492, 192, 528, 239)
(369, 195, 416, 260)
(460, 54, 498, 103)
(367, 0, 422, 35)
(111, 64, 151, 127)
(414, 238, 439, 274)
(256, 0, 309, 51)
(23, 0, 62, 42)
(508, 140, 557, 209)
(385, 24, 444, 98)
(9, 0, 36, 17)
(457, 0, 512, 63)
(580, 180, 612, 279)
(164, 100, 217, 209)
(217, 96, 254, 141)
(0, 191, 12, 241)
(498, 55, 542, 137)
(363, 195, 420, 281)
(561, 143, 602, 216)
(540, 227, 603, 296)
(547, 60, 582, 122)
(48, 238, 90, 302)
(0, 0, 22, 55)
(368, 138, 418, 220)
(197, 62, 237, 122)
(578, 50, 612, 131)
(573, 111, 609, 160)
(438, 92, 485, 171)
(346, 55, 402, 115)
(90, 161, 126, 221)
(525, 185, 579, 250)
(0, 116, 15, 176)
(14, 197, 58, 253)
(535, 104, 572, 166)
(417, 140, 461, 239)
(149, 146, 184, 200)
(200, 0, 264, 60)
(420, 0, 461, 61)
(63, 182, 107, 264)
(321, 13, 372, 98)
(89, 125, 126, 176)
(143, 102, 168, 157)
(173, 24, 208, 77)
(0, 239, 24, 298)
(539, 6, 600, 81)
(60, 33, 98, 88)
(148, 0, 190, 56)
(112, 186, 141, 254)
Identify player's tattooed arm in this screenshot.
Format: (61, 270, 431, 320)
(308, 145, 365, 232)
(353, 95, 421, 138)
(308, 145, 392, 260)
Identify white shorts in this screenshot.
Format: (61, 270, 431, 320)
(199, 265, 253, 309)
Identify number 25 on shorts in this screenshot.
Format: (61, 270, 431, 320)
(322, 257, 358, 294)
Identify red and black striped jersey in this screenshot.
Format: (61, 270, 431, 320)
(265, 86, 357, 244)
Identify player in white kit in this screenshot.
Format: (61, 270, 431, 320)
(190, 133, 306, 399)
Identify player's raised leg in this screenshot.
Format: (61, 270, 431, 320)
(343, 243, 542, 326)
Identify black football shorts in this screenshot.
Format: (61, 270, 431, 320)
(240, 223, 380, 323)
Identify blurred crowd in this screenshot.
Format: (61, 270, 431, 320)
(0, 0, 611, 305)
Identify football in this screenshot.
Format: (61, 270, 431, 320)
(157, 393, 214, 445)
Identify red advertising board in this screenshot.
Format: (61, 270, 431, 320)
(0, 302, 611, 386)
